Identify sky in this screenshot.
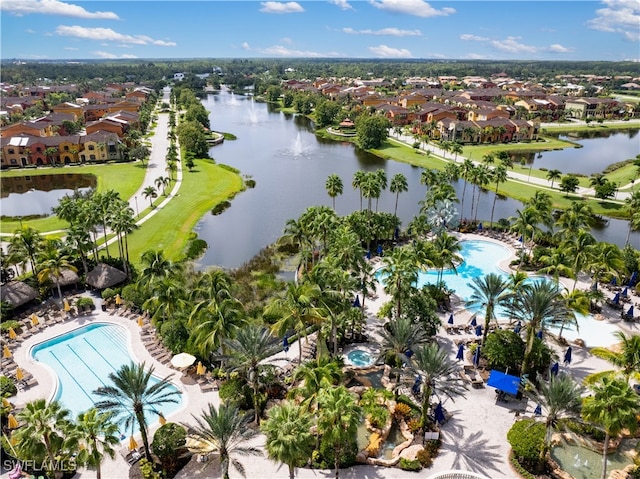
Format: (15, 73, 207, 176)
(1, 0, 639, 62)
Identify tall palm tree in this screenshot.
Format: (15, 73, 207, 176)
(489, 164, 508, 229)
(143, 276, 188, 333)
(352, 170, 366, 211)
(466, 273, 512, 345)
(75, 408, 120, 479)
(37, 241, 78, 303)
(546, 169, 562, 189)
(555, 202, 594, 243)
(472, 164, 491, 223)
(586, 331, 640, 385)
(459, 159, 474, 219)
(14, 399, 77, 479)
(537, 248, 575, 285)
(589, 242, 624, 286)
(110, 205, 138, 275)
(624, 191, 640, 245)
(8, 226, 43, 276)
(378, 316, 430, 367)
(526, 190, 554, 233)
(142, 185, 158, 208)
(93, 362, 181, 461)
(379, 245, 421, 320)
(317, 386, 361, 479)
(91, 190, 120, 259)
(431, 231, 461, 284)
(260, 400, 314, 479)
(390, 173, 408, 217)
(510, 207, 541, 268)
(291, 358, 344, 412)
(410, 343, 467, 428)
(582, 378, 640, 479)
(563, 229, 596, 290)
(524, 374, 584, 469)
(325, 173, 343, 211)
(223, 324, 280, 424)
(185, 403, 262, 479)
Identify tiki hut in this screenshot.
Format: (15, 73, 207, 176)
(0, 281, 39, 308)
(85, 263, 127, 290)
(50, 269, 80, 288)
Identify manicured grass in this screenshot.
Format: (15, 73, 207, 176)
(0, 163, 147, 234)
(540, 121, 640, 133)
(461, 136, 577, 162)
(125, 159, 243, 267)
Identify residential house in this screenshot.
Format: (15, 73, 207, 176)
(50, 102, 84, 120)
(0, 121, 51, 138)
(564, 98, 623, 119)
(468, 108, 510, 121)
(85, 118, 127, 137)
(80, 131, 124, 163)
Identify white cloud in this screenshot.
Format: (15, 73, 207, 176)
(280, 37, 293, 44)
(56, 25, 176, 46)
(587, 0, 640, 41)
(259, 2, 304, 14)
(242, 42, 251, 50)
(342, 27, 422, 36)
(368, 44, 413, 58)
(546, 44, 573, 53)
(330, 0, 354, 10)
(25, 28, 36, 34)
(92, 51, 138, 59)
(490, 36, 537, 53)
(460, 34, 488, 42)
(1, 0, 118, 19)
(258, 45, 340, 57)
(63, 46, 78, 50)
(369, 0, 454, 17)
(464, 53, 489, 60)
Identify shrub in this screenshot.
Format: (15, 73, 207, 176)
(0, 320, 21, 333)
(152, 422, 188, 476)
(399, 457, 422, 472)
(407, 418, 422, 434)
(509, 451, 538, 479)
(101, 288, 116, 300)
(211, 200, 231, 215)
(367, 406, 389, 430)
(138, 458, 161, 479)
(507, 419, 545, 468)
(121, 284, 147, 308)
(218, 377, 252, 410)
(416, 447, 434, 468)
(76, 297, 94, 308)
(0, 376, 17, 398)
(394, 403, 411, 418)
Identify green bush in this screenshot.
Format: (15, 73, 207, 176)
(0, 376, 17, 398)
(218, 377, 252, 410)
(483, 329, 524, 374)
(509, 451, 538, 479)
(76, 297, 94, 308)
(0, 320, 21, 333)
(121, 284, 147, 308)
(101, 288, 117, 300)
(399, 457, 422, 471)
(138, 458, 161, 479)
(211, 200, 231, 215)
(152, 422, 188, 475)
(507, 419, 545, 468)
(184, 237, 208, 260)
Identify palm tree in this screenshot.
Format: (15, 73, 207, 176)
(450, 141, 463, 161)
(378, 316, 430, 366)
(185, 403, 262, 479)
(92, 190, 120, 259)
(75, 408, 120, 479)
(352, 170, 366, 210)
(93, 362, 181, 461)
(14, 399, 77, 479)
(466, 273, 511, 345)
(431, 231, 461, 284)
(587, 331, 640, 385)
(317, 386, 361, 479)
(325, 173, 343, 211)
(390, 173, 408, 217)
(489, 164, 508, 229)
(459, 159, 474, 219)
(223, 324, 280, 424)
(410, 343, 467, 429)
(537, 248, 575, 285)
(510, 207, 541, 268)
(546, 169, 562, 189)
(8, 226, 43, 276)
(37, 241, 78, 303)
(142, 185, 158, 208)
(563, 229, 596, 290)
(291, 358, 344, 411)
(110, 206, 138, 275)
(624, 191, 640, 245)
(589, 242, 624, 286)
(582, 378, 640, 479)
(379, 245, 420, 320)
(260, 400, 314, 479)
(525, 373, 584, 470)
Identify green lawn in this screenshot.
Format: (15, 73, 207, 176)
(540, 121, 640, 133)
(0, 163, 147, 234)
(125, 159, 243, 266)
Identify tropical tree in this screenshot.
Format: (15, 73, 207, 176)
(378, 316, 430, 368)
(459, 159, 474, 219)
(489, 164, 508, 229)
(624, 191, 640, 245)
(410, 343, 467, 429)
(185, 403, 262, 479)
(379, 245, 421, 320)
(223, 324, 280, 424)
(537, 248, 575, 285)
(546, 169, 562, 189)
(261, 400, 314, 479)
(582, 378, 640, 479)
(75, 408, 120, 479)
(390, 172, 408, 217)
(37, 241, 78, 303)
(142, 185, 158, 208)
(291, 358, 344, 411)
(317, 386, 361, 479)
(586, 331, 640, 385)
(93, 362, 181, 461)
(466, 273, 512, 345)
(8, 226, 43, 276)
(92, 190, 120, 259)
(325, 173, 343, 211)
(352, 170, 366, 211)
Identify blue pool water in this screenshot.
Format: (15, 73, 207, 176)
(347, 349, 375, 367)
(31, 322, 182, 428)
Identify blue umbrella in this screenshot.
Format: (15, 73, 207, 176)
(534, 404, 542, 416)
(564, 346, 572, 366)
(550, 362, 559, 376)
(472, 347, 481, 366)
(412, 375, 422, 395)
(283, 334, 289, 353)
(610, 277, 617, 286)
(612, 292, 620, 304)
(447, 313, 454, 325)
(536, 330, 543, 339)
(513, 321, 522, 334)
(470, 315, 477, 327)
(626, 305, 634, 317)
(456, 343, 464, 361)
(475, 325, 482, 336)
(629, 271, 638, 286)
(590, 281, 598, 291)
(366, 250, 371, 260)
(478, 222, 483, 230)
(377, 244, 383, 255)
(353, 295, 361, 308)
(518, 235, 523, 242)
(434, 402, 446, 424)
(405, 348, 414, 358)
(621, 287, 628, 298)
(394, 227, 400, 240)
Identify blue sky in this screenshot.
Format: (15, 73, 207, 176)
(1, 0, 638, 61)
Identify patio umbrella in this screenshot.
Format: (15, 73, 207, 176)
(534, 404, 542, 416)
(411, 375, 422, 395)
(377, 244, 383, 255)
(2, 397, 11, 408)
(405, 348, 414, 358)
(158, 413, 166, 425)
(353, 295, 361, 308)
(366, 250, 371, 260)
(627, 305, 634, 317)
(137, 316, 144, 327)
(550, 362, 559, 376)
(196, 361, 206, 376)
(447, 313, 454, 325)
(170, 352, 196, 369)
(7, 414, 18, 429)
(629, 271, 638, 286)
(115, 294, 122, 305)
(612, 292, 620, 304)
(610, 277, 617, 286)
(63, 299, 71, 312)
(31, 315, 39, 327)
(129, 436, 138, 451)
(8, 327, 17, 340)
(590, 281, 598, 291)
(456, 343, 464, 361)
(283, 334, 289, 352)
(394, 227, 400, 240)
(513, 322, 522, 334)
(475, 325, 482, 336)
(564, 346, 572, 366)
(621, 287, 628, 298)
(15, 368, 24, 381)
(3, 345, 12, 359)
(536, 330, 543, 339)
(518, 235, 523, 242)
(434, 402, 446, 425)
(472, 347, 481, 367)
(470, 315, 477, 327)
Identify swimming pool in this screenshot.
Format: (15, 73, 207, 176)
(31, 322, 182, 428)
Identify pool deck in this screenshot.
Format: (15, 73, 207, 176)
(4, 232, 639, 479)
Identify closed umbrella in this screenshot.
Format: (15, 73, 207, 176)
(8, 327, 17, 340)
(550, 362, 559, 376)
(626, 305, 634, 317)
(377, 244, 383, 255)
(478, 222, 483, 230)
(15, 368, 24, 381)
(2, 397, 11, 408)
(456, 343, 464, 361)
(475, 325, 482, 336)
(353, 295, 361, 308)
(434, 402, 446, 425)
(3, 345, 12, 359)
(196, 361, 205, 376)
(447, 313, 454, 325)
(610, 277, 617, 286)
(534, 404, 542, 416)
(470, 315, 477, 327)
(158, 413, 166, 425)
(115, 294, 122, 305)
(590, 281, 598, 291)
(129, 436, 138, 451)
(513, 321, 522, 334)
(564, 346, 572, 366)
(282, 334, 289, 352)
(472, 347, 481, 367)
(7, 414, 18, 429)
(63, 299, 71, 312)
(411, 375, 422, 395)
(170, 352, 196, 369)
(31, 315, 39, 327)
(612, 292, 620, 305)
(621, 287, 628, 298)
(366, 250, 371, 260)
(629, 271, 637, 286)
(536, 330, 543, 339)
(137, 316, 144, 327)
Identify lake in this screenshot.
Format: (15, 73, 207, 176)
(194, 90, 638, 269)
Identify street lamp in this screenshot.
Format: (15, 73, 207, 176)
(134, 196, 139, 218)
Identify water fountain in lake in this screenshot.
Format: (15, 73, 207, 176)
(292, 132, 304, 156)
(248, 99, 260, 124)
(227, 93, 241, 106)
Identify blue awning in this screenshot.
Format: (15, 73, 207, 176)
(486, 370, 521, 396)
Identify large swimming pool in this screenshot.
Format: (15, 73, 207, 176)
(31, 322, 182, 428)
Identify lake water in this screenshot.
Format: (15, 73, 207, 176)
(193, 90, 637, 268)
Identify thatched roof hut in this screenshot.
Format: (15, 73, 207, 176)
(50, 269, 80, 287)
(85, 263, 127, 290)
(0, 281, 39, 308)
